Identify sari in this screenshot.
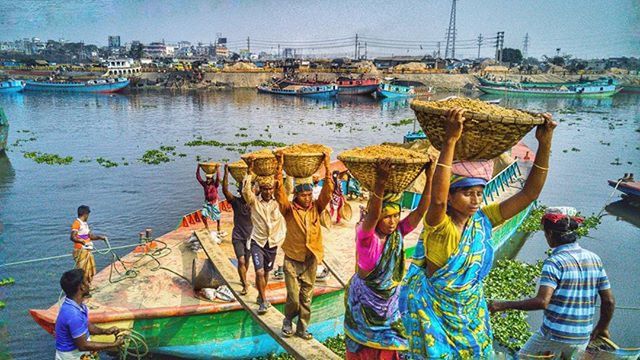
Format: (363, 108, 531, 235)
(399, 209, 495, 359)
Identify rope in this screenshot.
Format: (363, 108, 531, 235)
(0, 242, 140, 268)
(597, 179, 623, 218)
(118, 329, 149, 360)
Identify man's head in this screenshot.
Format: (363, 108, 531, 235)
(541, 207, 583, 248)
(205, 173, 214, 183)
(312, 175, 320, 186)
(447, 175, 487, 218)
(293, 179, 314, 208)
(376, 192, 402, 236)
(257, 176, 275, 201)
(60, 269, 89, 299)
(77, 205, 91, 220)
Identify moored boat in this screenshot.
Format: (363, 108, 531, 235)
(29, 141, 536, 358)
(257, 83, 339, 98)
(621, 84, 640, 94)
(477, 84, 621, 98)
(336, 77, 379, 95)
(0, 79, 25, 93)
(376, 82, 416, 98)
(0, 107, 8, 153)
(477, 76, 618, 89)
(24, 77, 130, 93)
(608, 175, 640, 199)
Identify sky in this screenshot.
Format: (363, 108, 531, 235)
(1, 0, 639, 59)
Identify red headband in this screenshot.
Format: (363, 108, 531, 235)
(541, 213, 584, 225)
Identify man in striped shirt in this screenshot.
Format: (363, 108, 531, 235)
(489, 207, 615, 359)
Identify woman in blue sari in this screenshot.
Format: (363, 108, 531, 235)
(400, 108, 556, 358)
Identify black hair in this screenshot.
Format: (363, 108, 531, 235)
(77, 205, 91, 217)
(60, 269, 84, 297)
(543, 217, 581, 245)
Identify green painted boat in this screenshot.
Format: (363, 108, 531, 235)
(478, 84, 621, 98)
(477, 76, 619, 89)
(0, 107, 8, 153)
(30, 147, 537, 359)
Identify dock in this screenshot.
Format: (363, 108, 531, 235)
(195, 229, 342, 360)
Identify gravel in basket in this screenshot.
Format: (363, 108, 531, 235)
(411, 97, 545, 160)
(338, 144, 429, 193)
(227, 160, 248, 183)
(281, 143, 331, 178)
(241, 149, 277, 176)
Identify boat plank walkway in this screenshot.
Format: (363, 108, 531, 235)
(195, 229, 341, 360)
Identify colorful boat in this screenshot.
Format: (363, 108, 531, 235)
(0, 79, 25, 93)
(30, 146, 536, 359)
(257, 83, 339, 98)
(477, 84, 621, 98)
(336, 77, 379, 95)
(477, 76, 618, 89)
(0, 107, 8, 153)
(24, 77, 130, 93)
(376, 82, 416, 98)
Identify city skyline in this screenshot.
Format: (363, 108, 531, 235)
(1, 0, 639, 59)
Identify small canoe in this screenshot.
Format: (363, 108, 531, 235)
(0, 79, 25, 93)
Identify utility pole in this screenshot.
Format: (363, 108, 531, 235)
(364, 42, 368, 60)
(522, 33, 529, 59)
(495, 31, 504, 62)
(354, 33, 359, 60)
(247, 37, 250, 54)
(477, 33, 483, 59)
(556, 48, 561, 57)
(277, 44, 280, 59)
(444, 0, 457, 59)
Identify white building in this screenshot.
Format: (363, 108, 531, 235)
(104, 58, 142, 76)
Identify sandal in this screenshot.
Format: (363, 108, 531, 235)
(282, 320, 294, 338)
(239, 287, 248, 296)
(295, 330, 313, 340)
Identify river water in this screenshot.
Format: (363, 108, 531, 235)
(0, 90, 638, 358)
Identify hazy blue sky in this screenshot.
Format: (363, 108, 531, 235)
(1, 0, 638, 59)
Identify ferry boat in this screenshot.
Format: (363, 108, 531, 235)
(24, 77, 130, 93)
(336, 77, 379, 95)
(0, 79, 25, 93)
(257, 83, 339, 98)
(477, 84, 621, 98)
(0, 107, 8, 153)
(29, 144, 536, 359)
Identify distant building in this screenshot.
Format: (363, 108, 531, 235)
(215, 45, 229, 58)
(104, 58, 141, 76)
(143, 42, 174, 58)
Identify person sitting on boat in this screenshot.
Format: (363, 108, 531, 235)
(344, 159, 434, 360)
(329, 170, 345, 224)
(70, 205, 107, 284)
(55, 269, 123, 360)
(399, 108, 556, 358)
(242, 158, 286, 315)
(273, 150, 333, 340)
(222, 164, 253, 296)
(489, 207, 615, 359)
(196, 164, 226, 240)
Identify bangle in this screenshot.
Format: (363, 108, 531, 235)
(533, 163, 549, 171)
(371, 192, 383, 200)
(436, 163, 452, 169)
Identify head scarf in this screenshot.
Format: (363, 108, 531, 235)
(450, 174, 488, 189)
(449, 160, 492, 189)
(541, 207, 584, 243)
(294, 177, 314, 193)
(205, 173, 214, 179)
(381, 192, 402, 217)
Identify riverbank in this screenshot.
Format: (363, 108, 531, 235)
(134, 72, 640, 92)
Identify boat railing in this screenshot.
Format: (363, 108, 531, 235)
(483, 161, 521, 204)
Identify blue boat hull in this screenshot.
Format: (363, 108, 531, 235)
(257, 86, 338, 98)
(302, 89, 339, 98)
(24, 80, 130, 93)
(0, 107, 8, 153)
(376, 88, 415, 98)
(0, 80, 25, 93)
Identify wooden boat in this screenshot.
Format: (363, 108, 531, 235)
(336, 77, 379, 95)
(376, 82, 416, 98)
(30, 146, 536, 359)
(621, 84, 640, 94)
(257, 83, 339, 98)
(477, 76, 618, 89)
(0, 79, 25, 93)
(0, 107, 8, 153)
(477, 84, 621, 98)
(608, 177, 640, 199)
(24, 77, 130, 93)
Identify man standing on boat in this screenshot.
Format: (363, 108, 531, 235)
(274, 151, 333, 340)
(489, 207, 615, 359)
(55, 269, 123, 359)
(70, 205, 107, 284)
(196, 164, 226, 241)
(222, 164, 253, 296)
(242, 158, 286, 314)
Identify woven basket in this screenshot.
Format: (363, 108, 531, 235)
(338, 153, 429, 193)
(241, 153, 278, 176)
(411, 99, 545, 160)
(228, 163, 248, 184)
(339, 202, 353, 221)
(283, 153, 324, 178)
(199, 162, 220, 175)
(320, 209, 332, 229)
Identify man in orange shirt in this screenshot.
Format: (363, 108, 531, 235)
(274, 151, 333, 340)
(70, 205, 107, 284)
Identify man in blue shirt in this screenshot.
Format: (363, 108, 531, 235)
(55, 269, 123, 360)
(489, 207, 615, 359)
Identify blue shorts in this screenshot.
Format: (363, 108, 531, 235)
(202, 202, 221, 221)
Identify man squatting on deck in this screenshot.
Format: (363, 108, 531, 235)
(274, 150, 333, 340)
(242, 158, 287, 314)
(222, 164, 254, 296)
